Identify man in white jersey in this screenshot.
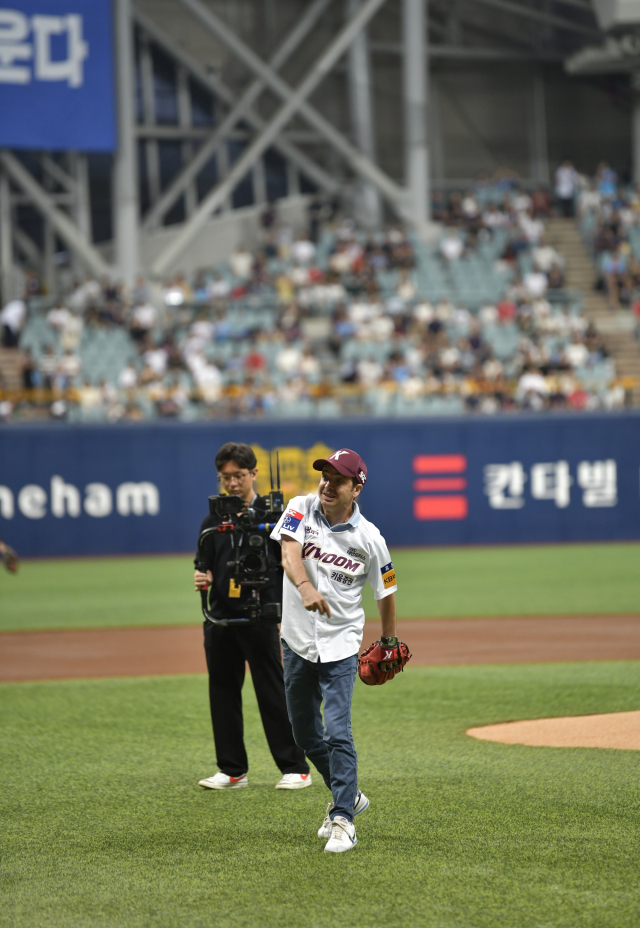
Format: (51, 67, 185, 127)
(270, 448, 398, 853)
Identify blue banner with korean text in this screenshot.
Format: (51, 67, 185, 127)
(0, 413, 639, 557)
(0, 0, 115, 151)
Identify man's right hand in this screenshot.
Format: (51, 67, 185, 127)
(299, 582, 331, 617)
(194, 569, 213, 591)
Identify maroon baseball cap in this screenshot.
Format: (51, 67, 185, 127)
(313, 448, 368, 486)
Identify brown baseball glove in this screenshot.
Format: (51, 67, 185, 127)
(2, 544, 18, 573)
(358, 636, 411, 685)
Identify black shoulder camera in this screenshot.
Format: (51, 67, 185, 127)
(195, 456, 285, 627)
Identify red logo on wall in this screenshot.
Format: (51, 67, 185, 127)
(412, 455, 468, 520)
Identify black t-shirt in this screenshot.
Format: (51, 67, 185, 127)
(197, 495, 283, 620)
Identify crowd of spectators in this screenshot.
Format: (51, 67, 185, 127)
(0, 179, 627, 423)
(573, 161, 640, 316)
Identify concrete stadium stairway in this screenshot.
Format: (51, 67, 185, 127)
(0, 348, 23, 392)
(545, 217, 640, 405)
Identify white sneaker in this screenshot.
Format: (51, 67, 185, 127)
(324, 816, 357, 853)
(318, 789, 369, 839)
(275, 773, 312, 790)
(198, 772, 248, 790)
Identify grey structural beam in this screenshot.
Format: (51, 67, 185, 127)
(529, 68, 549, 185)
(553, 0, 593, 9)
(347, 0, 381, 226)
(632, 72, 640, 187)
(136, 126, 323, 141)
(465, 0, 601, 37)
(175, 0, 407, 217)
(139, 33, 161, 207)
(70, 153, 93, 258)
(403, 0, 430, 224)
(176, 65, 197, 218)
(153, 0, 392, 275)
(113, 0, 139, 288)
(13, 226, 43, 272)
(370, 41, 564, 60)
(0, 151, 111, 278)
(141, 0, 334, 232)
(133, 6, 338, 209)
(0, 167, 13, 304)
(42, 155, 76, 193)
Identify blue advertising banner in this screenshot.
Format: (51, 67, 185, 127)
(0, 0, 115, 151)
(1, 413, 640, 557)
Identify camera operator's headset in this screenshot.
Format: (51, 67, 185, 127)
(195, 490, 284, 627)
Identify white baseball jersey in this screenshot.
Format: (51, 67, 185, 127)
(270, 493, 397, 663)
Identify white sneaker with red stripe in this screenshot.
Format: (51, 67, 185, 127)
(275, 773, 312, 789)
(198, 772, 248, 790)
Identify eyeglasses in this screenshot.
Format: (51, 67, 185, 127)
(218, 470, 253, 484)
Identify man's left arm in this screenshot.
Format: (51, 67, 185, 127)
(377, 592, 396, 640)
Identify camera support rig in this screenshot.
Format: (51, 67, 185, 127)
(195, 454, 285, 627)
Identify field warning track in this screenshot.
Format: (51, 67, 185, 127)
(1, 615, 639, 682)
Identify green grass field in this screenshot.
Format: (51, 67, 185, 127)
(2, 663, 639, 928)
(2, 543, 639, 632)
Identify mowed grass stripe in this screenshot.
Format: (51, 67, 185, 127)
(1, 542, 639, 633)
(1, 663, 639, 928)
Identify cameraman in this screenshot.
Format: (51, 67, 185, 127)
(194, 442, 310, 791)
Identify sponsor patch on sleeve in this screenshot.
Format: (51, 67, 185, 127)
(380, 561, 396, 589)
(281, 509, 304, 533)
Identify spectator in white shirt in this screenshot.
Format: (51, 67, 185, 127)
(519, 210, 545, 245)
(130, 302, 158, 342)
(516, 366, 549, 408)
(1, 299, 26, 347)
(229, 246, 253, 280)
(356, 357, 383, 387)
(208, 274, 231, 299)
(482, 204, 509, 229)
(578, 182, 600, 219)
(47, 304, 71, 331)
(299, 346, 321, 379)
(59, 349, 82, 380)
(118, 363, 138, 390)
(276, 343, 302, 375)
(563, 336, 589, 369)
(291, 235, 316, 265)
(532, 239, 562, 274)
(143, 347, 169, 377)
(555, 160, 578, 217)
(461, 192, 480, 219)
(511, 190, 532, 215)
(523, 270, 548, 299)
(440, 229, 464, 262)
(60, 312, 83, 352)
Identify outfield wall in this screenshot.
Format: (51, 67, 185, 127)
(1, 413, 639, 557)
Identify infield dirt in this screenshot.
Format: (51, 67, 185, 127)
(1, 614, 639, 682)
(468, 710, 640, 751)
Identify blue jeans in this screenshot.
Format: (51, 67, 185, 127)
(282, 641, 358, 823)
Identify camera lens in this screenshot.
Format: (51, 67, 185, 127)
(243, 553, 263, 573)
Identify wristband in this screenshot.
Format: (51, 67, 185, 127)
(296, 579, 310, 589)
(381, 636, 398, 648)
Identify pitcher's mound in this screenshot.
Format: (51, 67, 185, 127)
(467, 710, 640, 751)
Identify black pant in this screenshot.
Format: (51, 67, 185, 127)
(2, 325, 18, 348)
(203, 621, 309, 777)
(558, 196, 574, 218)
